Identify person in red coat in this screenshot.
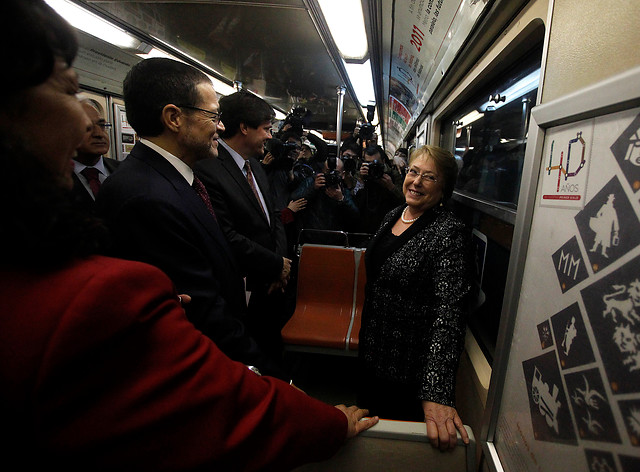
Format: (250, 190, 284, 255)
(0, 1, 377, 469)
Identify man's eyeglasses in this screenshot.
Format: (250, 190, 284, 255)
(177, 105, 222, 124)
(405, 167, 438, 184)
(94, 122, 112, 130)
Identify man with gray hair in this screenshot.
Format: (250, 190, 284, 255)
(71, 98, 119, 211)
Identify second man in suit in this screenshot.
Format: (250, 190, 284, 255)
(195, 91, 291, 364)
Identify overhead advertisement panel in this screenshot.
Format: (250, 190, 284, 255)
(387, 0, 487, 150)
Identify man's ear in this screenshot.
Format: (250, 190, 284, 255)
(161, 104, 183, 133)
(239, 122, 249, 136)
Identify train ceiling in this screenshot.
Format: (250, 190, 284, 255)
(72, 0, 525, 151)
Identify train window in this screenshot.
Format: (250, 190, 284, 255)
(442, 47, 544, 211)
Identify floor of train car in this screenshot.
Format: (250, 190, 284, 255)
(284, 349, 484, 469)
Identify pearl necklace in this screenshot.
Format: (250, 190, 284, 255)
(401, 207, 419, 224)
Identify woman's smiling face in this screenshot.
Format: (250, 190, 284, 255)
(403, 154, 444, 213)
(5, 60, 92, 189)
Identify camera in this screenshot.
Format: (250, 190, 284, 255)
(359, 123, 376, 141)
(291, 161, 314, 185)
(341, 155, 357, 173)
(364, 160, 385, 180)
(324, 170, 343, 187)
(324, 157, 343, 187)
(264, 138, 299, 170)
(282, 106, 310, 136)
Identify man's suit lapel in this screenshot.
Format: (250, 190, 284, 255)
(71, 172, 94, 205)
(218, 146, 270, 225)
(131, 144, 235, 261)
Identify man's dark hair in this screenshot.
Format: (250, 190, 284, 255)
(340, 138, 361, 156)
(123, 58, 210, 137)
(364, 144, 384, 160)
(219, 90, 275, 139)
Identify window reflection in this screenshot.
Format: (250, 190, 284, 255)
(443, 47, 543, 210)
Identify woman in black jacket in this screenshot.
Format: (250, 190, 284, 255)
(358, 145, 473, 451)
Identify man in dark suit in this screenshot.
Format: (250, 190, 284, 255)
(194, 91, 291, 363)
(71, 98, 119, 212)
(96, 58, 287, 379)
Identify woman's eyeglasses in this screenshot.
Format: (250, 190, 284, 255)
(405, 167, 438, 183)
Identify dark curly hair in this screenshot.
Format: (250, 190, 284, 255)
(0, 0, 108, 269)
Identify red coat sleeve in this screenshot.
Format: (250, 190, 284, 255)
(1, 256, 346, 471)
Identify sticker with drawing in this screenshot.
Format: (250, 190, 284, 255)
(551, 303, 595, 370)
(564, 368, 620, 443)
(522, 351, 577, 444)
(575, 176, 640, 273)
(581, 254, 640, 394)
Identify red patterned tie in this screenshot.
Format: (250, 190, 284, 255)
(81, 167, 101, 197)
(244, 160, 267, 216)
(192, 176, 217, 220)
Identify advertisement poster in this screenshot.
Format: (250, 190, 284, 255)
(540, 120, 594, 209)
(75, 31, 140, 96)
(387, 0, 486, 147)
(493, 107, 640, 471)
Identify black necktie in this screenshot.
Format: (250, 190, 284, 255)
(81, 167, 101, 197)
(192, 176, 217, 220)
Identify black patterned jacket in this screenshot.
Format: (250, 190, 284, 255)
(359, 204, 473, 407)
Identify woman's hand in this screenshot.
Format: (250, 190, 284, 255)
(422, 401, 469, 451)
(287, 198, 307, 213)
(262, 152, 274, 165)
(334, 405, 379, 439)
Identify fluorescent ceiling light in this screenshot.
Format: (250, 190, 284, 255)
(318, 0, 368, 60)
(135, 47, 236, 97)
(136, 47, 177, 61)
(45, 0, 141, 50)
(480, 69, 540, 112)
(345, 60, 375, 107)
(457, 110, 484, 127)
(209, 76, 237, 97)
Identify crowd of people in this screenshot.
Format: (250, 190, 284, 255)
(0, 0, 473, 468)
(262, 124, 408, 248)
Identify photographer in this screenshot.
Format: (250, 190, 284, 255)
(276, 107, 328, 170)
(290, 157, 359, 244)
(262, 132, 303, 212)
(340, 138, 361, 191)
(354, 145, 405, 234)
